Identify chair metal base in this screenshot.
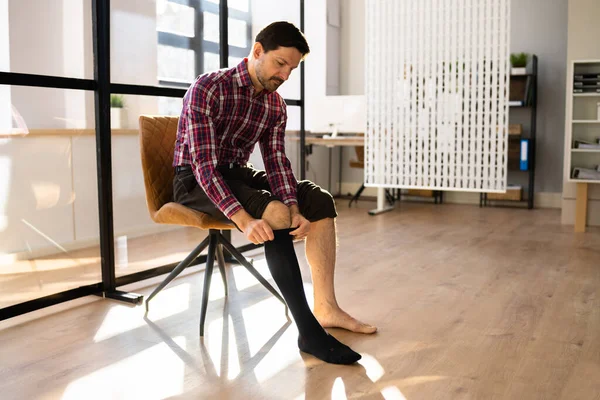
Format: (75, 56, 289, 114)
(145, 229, 285, 336)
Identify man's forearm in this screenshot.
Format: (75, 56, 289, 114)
(289, 204, 301, 217)
(230, 208, 254, 231)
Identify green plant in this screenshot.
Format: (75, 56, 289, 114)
(510, 52, 528, 68)
(110, 94, 124, 108)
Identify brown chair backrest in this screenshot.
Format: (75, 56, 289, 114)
(138, 115, 180, 215)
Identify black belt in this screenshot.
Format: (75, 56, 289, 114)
(175, 163, 247, 173)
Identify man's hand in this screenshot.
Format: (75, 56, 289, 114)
(289, 205, 310, 240)
(231, 209, 274, 245)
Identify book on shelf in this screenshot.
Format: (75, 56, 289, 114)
(574, 88, 600, 93)
(574, 81, 600, 87)
(572, 167, 600, 181)
(573, 139, 600, 149)
(575, 74, 600, 80)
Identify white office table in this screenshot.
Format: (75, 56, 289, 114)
(298, 135, 394, 215)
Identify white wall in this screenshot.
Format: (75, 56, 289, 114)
(561, 0, 600, 226)
(334, 0, 568, 203)
(339, 0, 364, 96)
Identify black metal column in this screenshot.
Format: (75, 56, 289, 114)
(219, 0, 229, 68)
(300, 0, 306, 181)
(92, 0, 141, 305)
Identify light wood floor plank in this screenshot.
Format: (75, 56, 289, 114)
(1, 202, 599, 400)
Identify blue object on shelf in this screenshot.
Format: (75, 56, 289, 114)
(520, 139, 529, 171)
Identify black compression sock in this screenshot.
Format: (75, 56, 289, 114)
(263, 228, 361, 365)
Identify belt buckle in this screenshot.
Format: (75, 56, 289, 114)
(229, 162, 234, 169)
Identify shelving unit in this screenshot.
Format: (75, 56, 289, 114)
(564, 60, 600, 232)
(481, 55, 538, 209)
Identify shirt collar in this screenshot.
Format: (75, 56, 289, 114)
(235, 58, 254, 88)
(235, 58, 270, 98)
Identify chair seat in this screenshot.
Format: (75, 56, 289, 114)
(151, 202, 234, 230)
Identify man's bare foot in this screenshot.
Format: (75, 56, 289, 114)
(314, 306, 377, 334)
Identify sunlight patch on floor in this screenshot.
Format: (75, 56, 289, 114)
(62, 337, 187, 400)
(94, 283, 190, 342)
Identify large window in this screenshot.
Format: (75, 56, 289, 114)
(0, 0, 304, 321)
(156, 0, 252, 86)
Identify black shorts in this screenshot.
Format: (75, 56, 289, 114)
(173, 164, 338, 224)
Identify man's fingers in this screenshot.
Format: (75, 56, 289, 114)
(251, 223, 272, 243)
(263, 224, 274, 241)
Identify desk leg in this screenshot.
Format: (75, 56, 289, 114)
(338, 147, 343, 196)
(328, 147, 332, 194)
(369, 187, 395, 215)
(575, 182, 588, 233)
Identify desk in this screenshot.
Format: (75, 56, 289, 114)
(299, 136, 364, 198)
(298, 135, 395, 215)
(304, 136, 364, 147)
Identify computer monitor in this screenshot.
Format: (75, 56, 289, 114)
(308, 95, 366, 137)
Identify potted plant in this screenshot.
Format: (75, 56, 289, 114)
(110, 94, 127, 128)
(510, 53, 528, 75)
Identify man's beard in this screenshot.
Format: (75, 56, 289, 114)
(257, 71, 283, 92)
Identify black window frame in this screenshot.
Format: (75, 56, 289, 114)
(0, 0, 306, 321)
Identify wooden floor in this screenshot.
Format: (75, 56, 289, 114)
(1, 202, 600, 400)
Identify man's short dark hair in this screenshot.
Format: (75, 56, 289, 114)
(255, 21, 310, 58)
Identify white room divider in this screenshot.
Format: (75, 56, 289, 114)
(365, 0, 511, 196)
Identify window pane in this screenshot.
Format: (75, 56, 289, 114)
(229, 56, 243, 68)
(157, 45, 196, 83)
(0, 86, 100, 308)
(208, 0, 248, 12)
(0, 0, 93, 78)
(158, 97, 185, 117)
(156, 0, 195, 37)
(111, 1, 220, 86)
(229, 0, 250, 12)
(204, 52, 220, 73)
(203, 11, 220, 43)
(228, 18, 248, 48)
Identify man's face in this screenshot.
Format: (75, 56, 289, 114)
(254, 44, 302, 92)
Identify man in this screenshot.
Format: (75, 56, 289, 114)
(173, 21, 375, 364)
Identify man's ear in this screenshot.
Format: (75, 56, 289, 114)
(253, 42, 263, 59)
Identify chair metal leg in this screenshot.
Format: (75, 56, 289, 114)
(217, 233, 286, 306)
(348, 183, 366, 207)
(385, 189, 395, 205)
(199, 232, 218, 337)
(216, 243, 228, 297)
(145, 235, 211, 311)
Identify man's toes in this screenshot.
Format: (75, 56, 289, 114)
(354, 322, 377, 334)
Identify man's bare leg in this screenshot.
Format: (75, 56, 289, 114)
(305, 217, 377, 334)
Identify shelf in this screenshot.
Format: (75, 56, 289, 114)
(573, 93, 600, 97)
(573, 120, 600, 124)
(568, 179, 600, 184)
(571, 149, 600, 153)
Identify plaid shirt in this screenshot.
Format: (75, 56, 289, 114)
(173, 59, 298, 219)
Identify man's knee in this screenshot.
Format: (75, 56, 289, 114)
(262, 201, 291, 230)
(299, 182, 337, 221)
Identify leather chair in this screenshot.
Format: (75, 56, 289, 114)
(138, 115, 284, 336)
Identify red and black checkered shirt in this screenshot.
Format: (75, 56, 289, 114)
(173, 58, 298, 219)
